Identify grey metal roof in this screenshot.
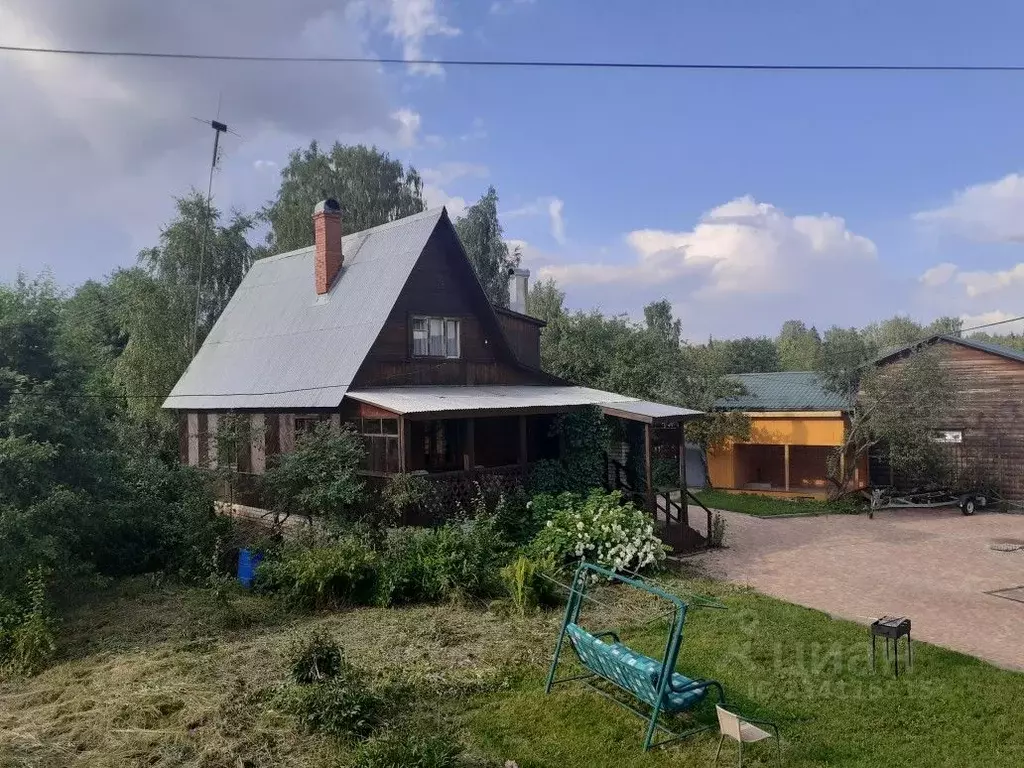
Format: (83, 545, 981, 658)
(345, 385, 703, 422)
(715, 372, 851, 412)
(163, 208, 446, 410)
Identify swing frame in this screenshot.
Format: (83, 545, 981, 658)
(545, 562, 725, 750)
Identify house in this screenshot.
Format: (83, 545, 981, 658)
(708, 371, 866, 497)
(872, 334, 1024, 500)
(163, 200, 705, 542)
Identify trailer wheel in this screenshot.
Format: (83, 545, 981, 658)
(961, 497, 977, 516)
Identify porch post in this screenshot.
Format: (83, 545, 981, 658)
(463, 418, 475, 472)
(644, 422, 654, 514)
(678, 420, 689, 526)
(398, 416, 407, 473)
(678, 421, 688, 491)
(784, 444, 791, 491)
(839, 450, 846, 490)
(518, 415, 528, 467)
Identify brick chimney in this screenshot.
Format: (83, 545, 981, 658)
(313, 199, 342, 295)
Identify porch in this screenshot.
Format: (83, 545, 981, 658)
(345, 385, 710, 550)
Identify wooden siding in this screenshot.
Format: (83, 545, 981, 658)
(496, 310, 542, 369)
(878, 340, 1024, 500)
(353, 226, 547, 387)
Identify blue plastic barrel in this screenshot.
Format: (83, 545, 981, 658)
(237, 549, 264, 589)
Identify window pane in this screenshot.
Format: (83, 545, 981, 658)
(412, 318, 428, 356)
(382, 418, 399, 436)
(445, 319, 460, 358)
(428, 318, 444, 356)
(362, 418, 383, 435)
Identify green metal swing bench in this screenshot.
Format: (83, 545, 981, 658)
(545, 562, 726, 750)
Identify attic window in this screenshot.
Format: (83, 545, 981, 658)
(933, 429, 963, 444)
(412, 316, 460, 358)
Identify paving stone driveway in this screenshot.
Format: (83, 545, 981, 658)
(689, 507, 1024, 670)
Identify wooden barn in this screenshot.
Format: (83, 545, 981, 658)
(873, 335, 1024, 501)
(163, 200, 706, 545)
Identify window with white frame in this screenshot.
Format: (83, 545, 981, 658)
(412, 316, 461, 358)
(933, 429, 963, 444)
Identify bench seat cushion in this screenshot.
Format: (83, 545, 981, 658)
(565, 623, 710, 713)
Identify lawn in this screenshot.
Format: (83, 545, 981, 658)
(694, 488, 857, 517)
(1, 572, 1021, 768)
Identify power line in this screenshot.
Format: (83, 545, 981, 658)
(3, 44, 1024, 73)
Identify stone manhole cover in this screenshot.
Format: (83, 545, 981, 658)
(989, 538, 1024, 552)
(986, 586, 1024, 604)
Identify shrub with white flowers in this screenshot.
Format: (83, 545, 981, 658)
(529, 489, 666, 574)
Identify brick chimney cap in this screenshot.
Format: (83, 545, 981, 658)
(313, 198, 341, 216)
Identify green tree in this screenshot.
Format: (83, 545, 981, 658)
(264, 423, 365, 526)
(112, 193, 256, 422)
(713, 336, 781, 373)
(455, 186, 519, 306)
(643, 299, 681, 346)
(526, 278, 565, 323)
(262, 142, 425, 253)
(777, 320, 822, 370)
(818, 333, 953, 498)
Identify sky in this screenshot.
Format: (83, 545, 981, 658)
(2, 0, 1024, 341)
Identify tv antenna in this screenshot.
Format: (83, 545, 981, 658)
(190, 107, 241, 356)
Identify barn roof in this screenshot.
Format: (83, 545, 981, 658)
(874, 334, 1024, 366)
(163, 208, 446, 410)
(715, 371, 851, 412)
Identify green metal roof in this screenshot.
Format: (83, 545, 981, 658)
(715, 372, 852, 412)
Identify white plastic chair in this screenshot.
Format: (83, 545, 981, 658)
(714, 704, 781, 766)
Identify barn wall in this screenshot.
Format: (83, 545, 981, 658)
(877, 341, 1024, 500)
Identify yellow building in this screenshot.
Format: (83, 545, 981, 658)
(708, 372, 865, 498)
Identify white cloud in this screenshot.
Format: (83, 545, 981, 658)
(919, 262, 958, 287)
(548, 198, 566, 245)
(960, 310, 1024, 335)
(490, 0, 536, 14)
(253, 159, 278, 172)
(420, 162, 489, 187)
(460, 117, 487, 142)
(544, 196, 876, 293)
(392, 107, 421, 147)
(914, 172, 1024, 243)
(956, 262, 1024, 298)
(506, 195, 567, 245)
(505, 238, 554, 266)
(385, 0, 460, 76)
(0, 1, 397, 283)
(423, 185, 467, 218)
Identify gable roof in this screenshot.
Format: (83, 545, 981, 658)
(874, 334, 1024, 366)
(163, 208, 447, 410)
(715, 371, 851, 412)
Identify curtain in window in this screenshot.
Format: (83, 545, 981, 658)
(428, 318, 445, 356)
(445, 319, 459, 358)
(412, 318, 428, 356)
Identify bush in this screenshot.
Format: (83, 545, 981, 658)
(490, 486, 544, 545)
(263, 423, 365, 524)
(381, 472, 431, 525)
(288, 627, 344, 684)
(377, 519, 508, 606)
(255, 538, 378, 610)
(530, 489, 666, 574)
(0, 568, 57, 676)
(354, 728, 464, 768)
(277, 629, 386, 740)
(500, 553, 562, 614)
